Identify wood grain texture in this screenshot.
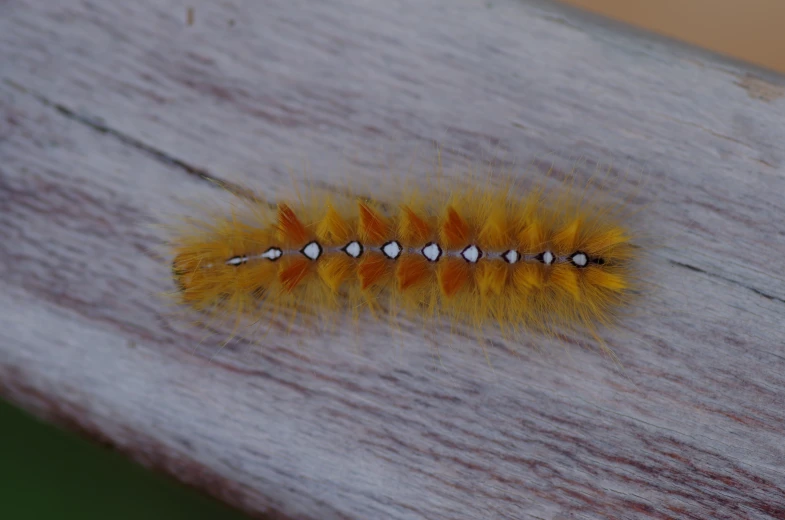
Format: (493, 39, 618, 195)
(2, 0, 785, 518)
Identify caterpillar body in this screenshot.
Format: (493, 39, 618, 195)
(169, 171, 638, 345)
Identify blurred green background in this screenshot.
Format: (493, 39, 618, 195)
(0, 398, 250, 520)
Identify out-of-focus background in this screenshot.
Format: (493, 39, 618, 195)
(562, 0, 785, 74)
(0, 400, 250, 520)
(3, 1, 783, 518)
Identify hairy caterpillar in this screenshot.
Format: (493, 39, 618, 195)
(167, 161, 640, 350)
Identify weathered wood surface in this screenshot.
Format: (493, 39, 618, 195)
(2, 0, 785, 518)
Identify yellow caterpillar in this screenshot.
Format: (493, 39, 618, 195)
(168, 165, 639, 347)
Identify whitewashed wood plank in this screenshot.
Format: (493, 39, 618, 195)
(1, 0, 785, 518)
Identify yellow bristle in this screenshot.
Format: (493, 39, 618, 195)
(512, 263, 544, 291)
(552, 218, 582, 254)
(478, 204, 510, 249)
(518, 220, 547, 253)
(550, 264, 581, 302)
(475, 261, 508, 297)
(318, 255, 355, 292)
(316, 205, 352, 245)
(584, 266, 628, 292)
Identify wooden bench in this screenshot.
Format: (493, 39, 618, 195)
(2, 0, 784, 518)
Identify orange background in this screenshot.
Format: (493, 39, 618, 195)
(560, 0, 785, 74)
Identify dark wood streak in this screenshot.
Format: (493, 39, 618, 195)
(1, 0, 785, 519)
